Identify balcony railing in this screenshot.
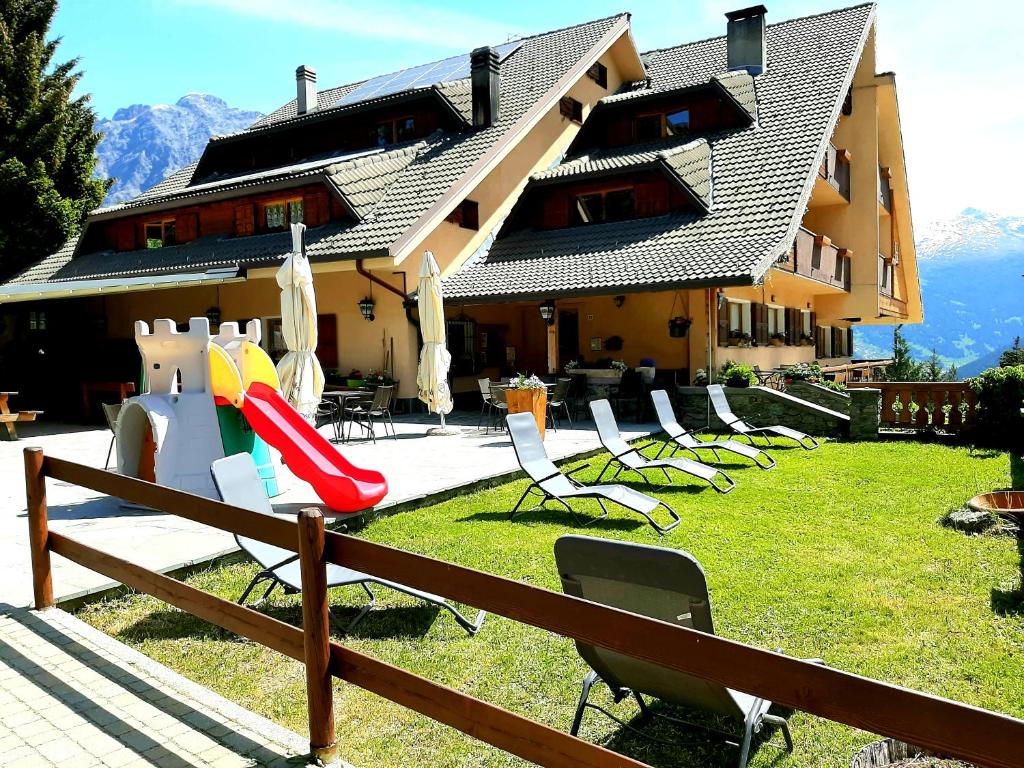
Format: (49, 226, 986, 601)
(819, 143, 851, 201)
(777, 227, 851, 291)
(848, 382, 977, 432)
(878, 165, 892, 212)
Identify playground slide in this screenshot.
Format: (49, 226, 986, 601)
(241, 381, 388, 513)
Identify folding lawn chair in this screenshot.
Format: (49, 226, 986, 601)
(506, 412, 680, 535)
(706, 385, 819, 450)
(211, 454, 485, 635)
(555, 534, 817, 767)
(590, 399, 735, 493)
(650, 389, 776, 470)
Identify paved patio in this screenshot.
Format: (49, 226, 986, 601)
(0, 605, 311, 767)
(0, 412, 654, 608)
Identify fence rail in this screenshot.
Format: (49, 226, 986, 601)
(848, 381, 977, 431)
(24, 448, 1024, 768)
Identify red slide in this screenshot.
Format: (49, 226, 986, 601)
(241, 381, 388, 513)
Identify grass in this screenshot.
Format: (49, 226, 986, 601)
(76, 439, 1023, 768)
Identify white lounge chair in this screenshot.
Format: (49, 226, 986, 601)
(707, 385, 820, 450)
(650, 389, 776, 470)
(506, 412, 680, 535)
(590, 399, 735, 493)
(210, 454, 485, 635)
(556, 534, 816, 767)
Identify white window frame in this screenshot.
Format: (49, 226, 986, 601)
(801, 310, 812, 337)
(766, 305, 785, 338)
(726, 299, 752, 337)
(820, 325, 833, 357)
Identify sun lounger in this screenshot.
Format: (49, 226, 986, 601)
(590, 399, 735, 493)
(555, 534, 810, 767)
(211, 454, 485, 635)
(650, 389, 776, 469)
(506, 412, 680, 535)
(707, 384, 819, 449)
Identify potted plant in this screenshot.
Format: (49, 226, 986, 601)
(346, 369, 365, 388)
(782, 361, 822, 387)
(637, 357, 656, 383)
(799, 332, 815, 347)
(564, 359, 579, 374)
(720, 362, 757, 388)
(668, 316, 691, 338)
(727, 329, 752, 348)
(769, 332, 786, 347)
(693, 368, 709, 387)
(506, 373, 549, 438)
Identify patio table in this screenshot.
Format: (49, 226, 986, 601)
(1, 392, 42, 441)
(320, 390, 372, 443)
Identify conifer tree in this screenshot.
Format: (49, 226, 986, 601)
(0, 0, 110, 281)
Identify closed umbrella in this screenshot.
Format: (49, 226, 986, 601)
(276, 223, 324, 422)
(416, 250, 455, 435)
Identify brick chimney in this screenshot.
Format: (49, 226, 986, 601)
(296, 65, 317, 115)
(726, 5, 767, 75)
(470, 47, 500, 128)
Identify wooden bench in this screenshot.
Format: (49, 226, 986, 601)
(0, 392, 42, 440)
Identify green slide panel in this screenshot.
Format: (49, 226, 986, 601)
(216, 405, 280, 497)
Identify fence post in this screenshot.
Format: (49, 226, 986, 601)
(297, 507, 337, 764)
(24, 447, 53, 610)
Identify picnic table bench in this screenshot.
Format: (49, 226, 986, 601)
(0, 392, 42, 441)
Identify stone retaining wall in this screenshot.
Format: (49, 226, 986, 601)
(847, 387, 881, 440)
(675, 386, 852, 438)
(784, 380, 851, 414)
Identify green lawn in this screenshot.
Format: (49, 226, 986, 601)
(77, 439, 1023, 768)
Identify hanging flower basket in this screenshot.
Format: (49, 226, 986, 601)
(668, 316, 691, 338)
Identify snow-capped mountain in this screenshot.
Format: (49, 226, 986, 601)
(95, 94, 263, 205)
(857, 209, 1024, 372)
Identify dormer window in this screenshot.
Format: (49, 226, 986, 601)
(264, 198, 304, 231)
(375, 116, 415, 146)
(634, 114, 662, 142)
(572, 187, 635, 225)
(586, 62, 608, 89)
(145, 220, 176, 249)
(665, 109, 690, 135)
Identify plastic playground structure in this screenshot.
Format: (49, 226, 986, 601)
(116, 316, 387, 513)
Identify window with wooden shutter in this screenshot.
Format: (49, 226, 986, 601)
(753, 303, 769, 346)
(176, 213, 198, 243)
(717, 297, 729, 347)
(832, 327, 842, 357)
(786, 308, 800, 345)
(815, 326, 825, 358)
(234, 204, 254, 237)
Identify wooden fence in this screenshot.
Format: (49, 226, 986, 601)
(847, 381, 978, 431)
(24, 448, 1024, 767)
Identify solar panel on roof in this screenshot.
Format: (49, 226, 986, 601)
(334, 40, 521, 109)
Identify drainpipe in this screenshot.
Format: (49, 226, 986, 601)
(355, 259, 420, 334)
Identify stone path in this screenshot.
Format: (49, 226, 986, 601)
(0, 413, 654, 608)
(0, 606, 311, 767)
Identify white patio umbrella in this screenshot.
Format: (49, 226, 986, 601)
(275, 223, 324, 422)
(416, 250, 456, 435)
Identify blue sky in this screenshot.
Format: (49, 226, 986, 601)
(54, 1, 1020, 225)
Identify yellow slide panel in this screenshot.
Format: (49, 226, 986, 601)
(208, 343, 244, 407)
(240, 341, 281, 391)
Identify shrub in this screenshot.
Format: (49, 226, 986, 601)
(783, 362, 822, 382)
(967, 365, 1024, 447)
(719, 362, 757, 387)
(819, 378, 847, 393)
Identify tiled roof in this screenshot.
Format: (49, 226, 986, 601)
(443, 3, 874, 301)
(325, 141, 427, 219)
(5, 14, 627, 293)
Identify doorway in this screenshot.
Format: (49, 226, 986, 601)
(558, 310, 579, 369)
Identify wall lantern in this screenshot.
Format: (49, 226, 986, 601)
(358, 296, 376, 322)
(205, 306, 221, 326)
(538, 300, 555, 326)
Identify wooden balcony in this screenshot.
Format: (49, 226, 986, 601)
(878, 165, 892, 213)
(776, 227, 851, 291)
(819, 143, 851, 201)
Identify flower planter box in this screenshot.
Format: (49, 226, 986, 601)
(506, 388, 548, 439)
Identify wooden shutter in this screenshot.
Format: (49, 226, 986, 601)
(815, 326, 825, 358)
(786, 308, 800, 346)
(716, 297, 729, 347)
(176, 213, 198, 243)
(316, 314, 338, 369)
(234, 204, 254, 237)
(847, 327, 854, 358)
(831, 327, 842, 357)
(303, 191, 330, 226)
(753, 303, 769, 346)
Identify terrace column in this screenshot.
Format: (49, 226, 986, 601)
(546, 311, 558, 375)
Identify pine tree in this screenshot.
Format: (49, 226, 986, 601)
(0, 0, 110, 282)
(1000, 336, 1024, 367)
(923, 349, 944, 382)
(884, 325, 923, 381)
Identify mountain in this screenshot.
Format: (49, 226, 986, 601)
(856, 209, 1024, 372)
(95, 94, 263, 205)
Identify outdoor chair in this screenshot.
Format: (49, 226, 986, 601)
(568, 373, 588, 420)
(506, 411, 680, 535)
(345, 385, 396, 443)
(650, 389, 776, 470)
(477, 378, 494, 431)
(707, 385, 819, 450)
(547, 378, 573, 430)
(611, 368, 644, 420)
(211, 454, 485, 635)
(555, 534, 812, 767)
(489, 383, 509, 433)
(316, 398, 341, 443)
(590, 399, 735, 493)
(102, 402, 122, 470)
